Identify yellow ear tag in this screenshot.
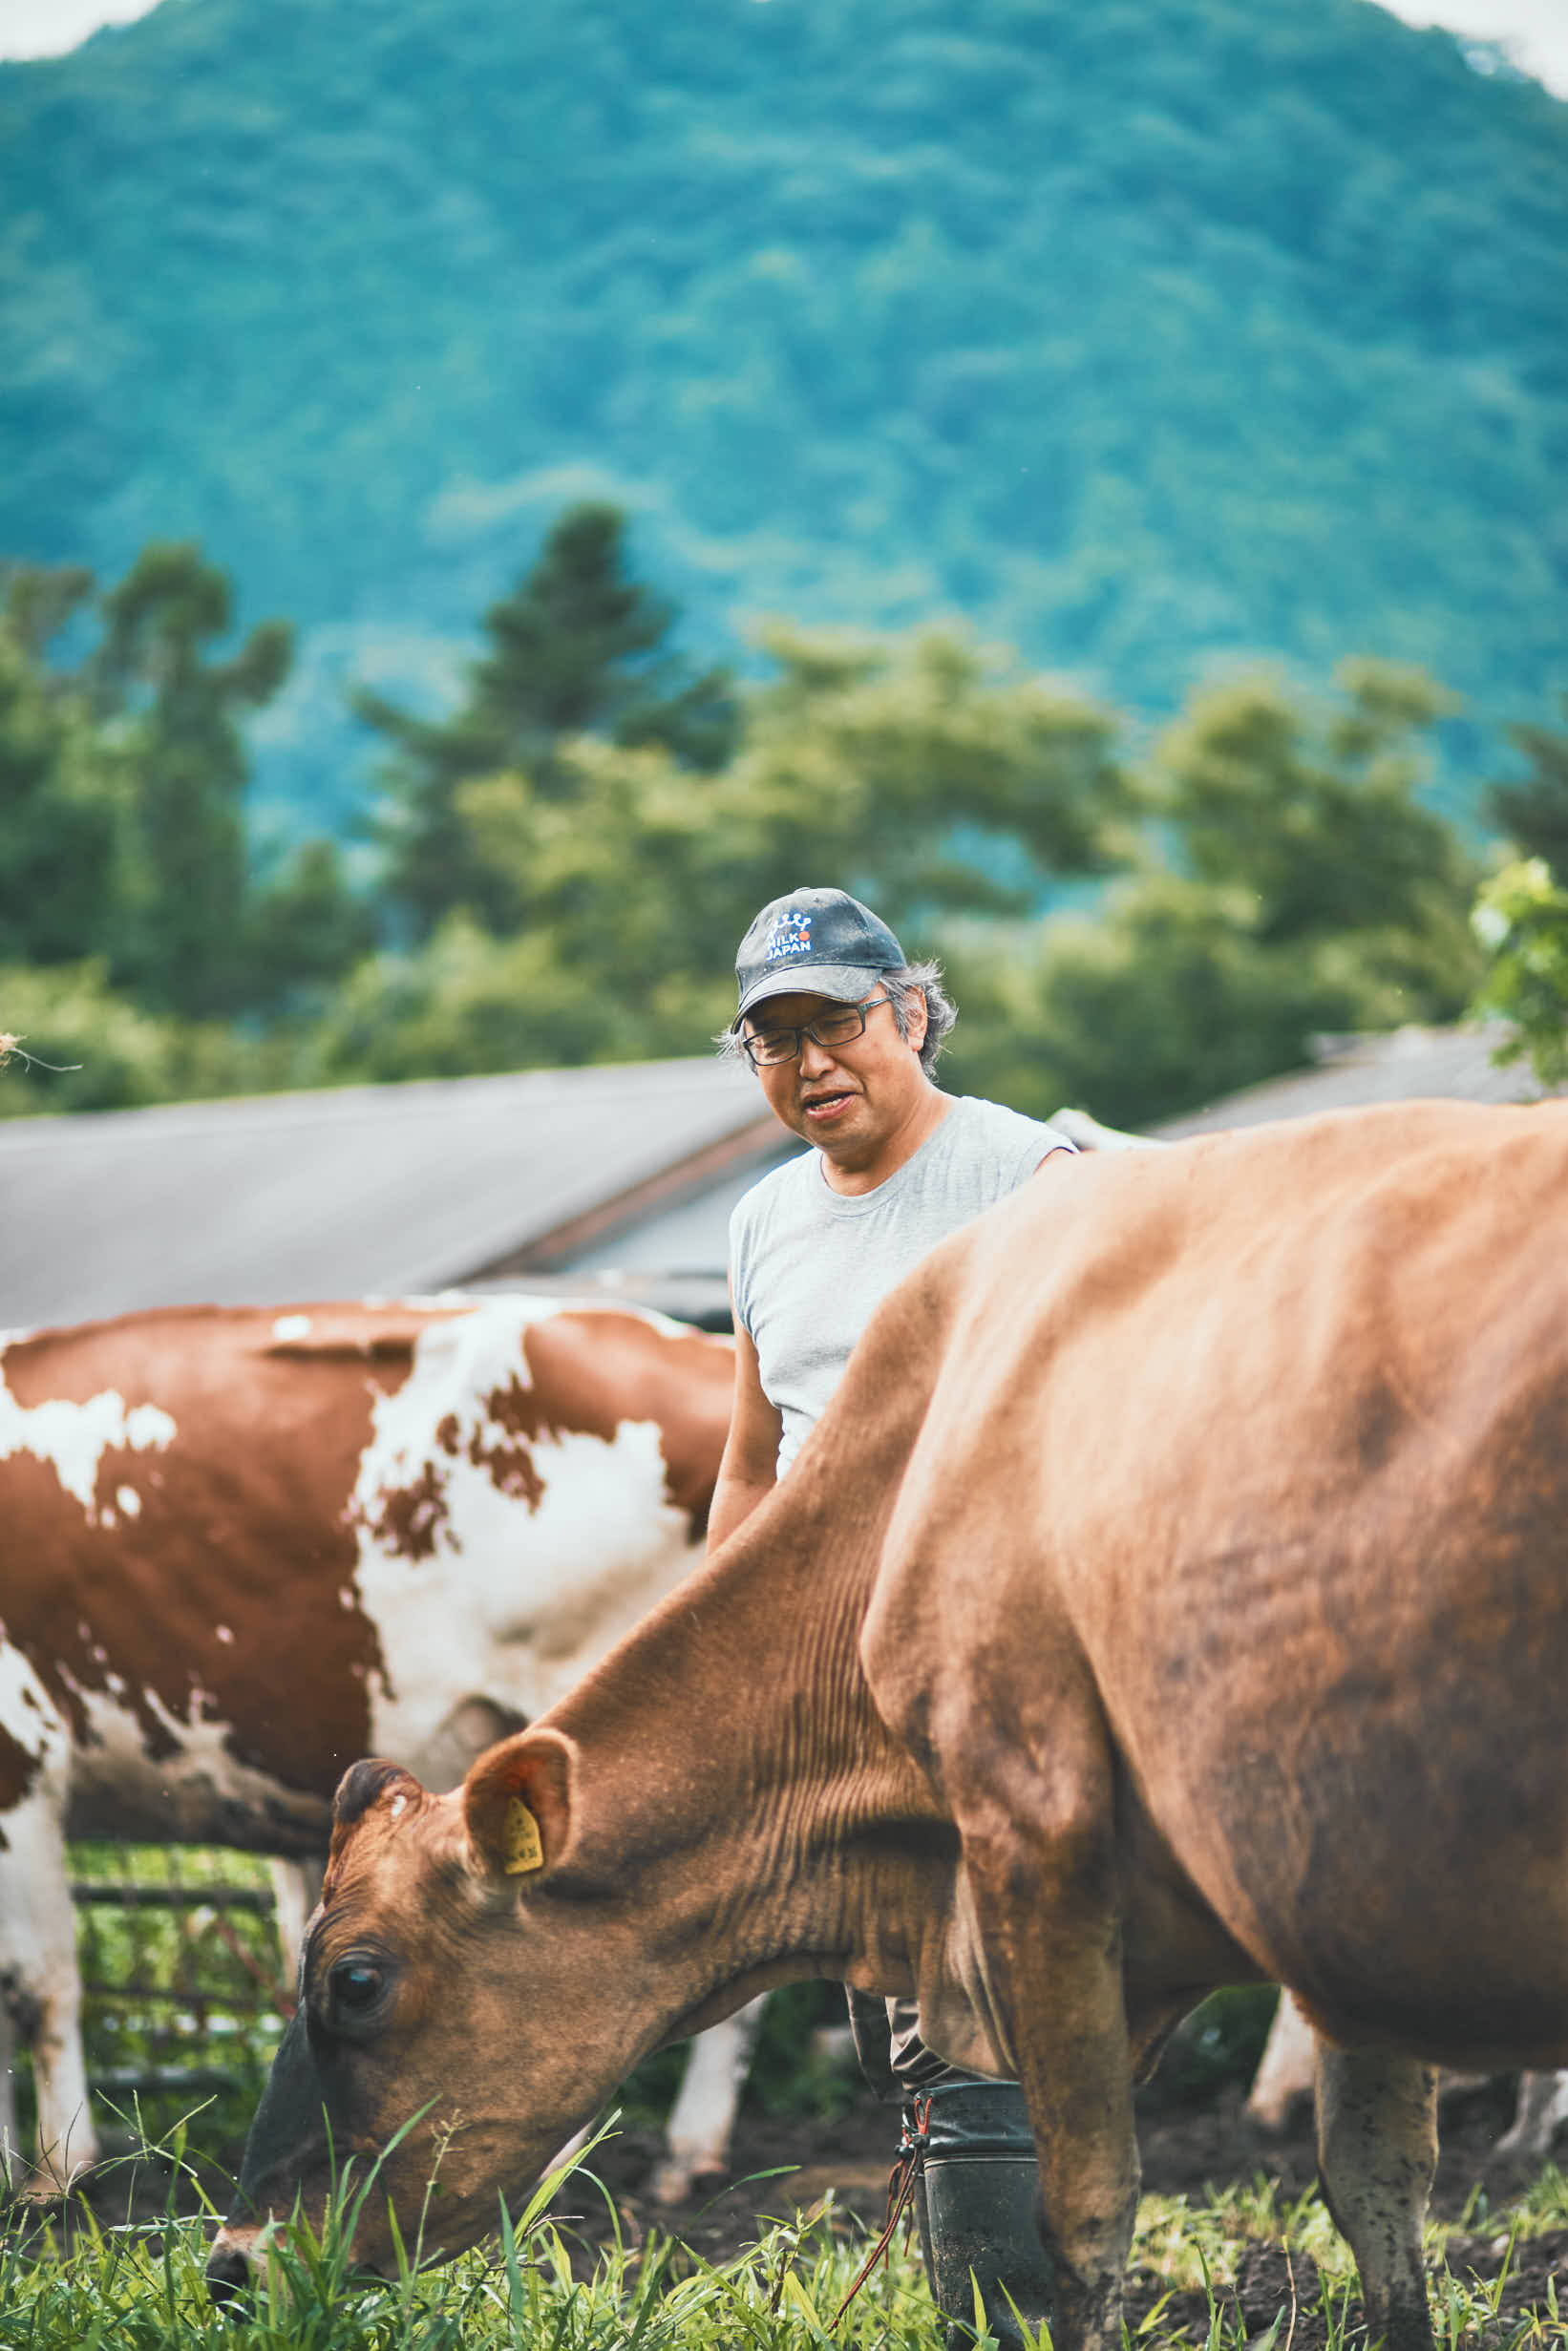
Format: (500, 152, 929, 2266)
(502, 1795, 544, 1875)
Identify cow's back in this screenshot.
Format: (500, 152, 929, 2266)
(1, 1297, 733, 1847)
(873, 1099, 1568, 2068)
(2, 1303, 427, 1826)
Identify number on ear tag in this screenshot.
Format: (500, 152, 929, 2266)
(503, 1795, 544, 1874)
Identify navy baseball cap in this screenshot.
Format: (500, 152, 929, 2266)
(733, 887, 905, 1027)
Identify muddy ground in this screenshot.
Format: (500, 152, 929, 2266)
(563, 2072, 1566, 2344)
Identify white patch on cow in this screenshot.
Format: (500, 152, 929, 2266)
(389, 1792, 407, 1819)
(115, 1486, 141, 1518)
(1246, 1990, 1317, 2129)
(61, 1676, 330, 1849)
(215, 1624, 235, 1643)
(0, 1366, 176, 1524)
(350, 1299, 706, 1772)
(271, 1314, 313, 1342)
(652, 1995, 771, 2204)
(0, 1641, 80, 2170)
(0, 1775, 91, 2178)
(0, 1639, 68, 1775)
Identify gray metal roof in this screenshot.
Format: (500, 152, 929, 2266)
(0, 1056, 771, 1332)
(6, 1022, 1558, 1338)
(1153, 1023, 1565, 1138)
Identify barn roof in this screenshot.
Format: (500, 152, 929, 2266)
(1152, 1023, 1563, 1138)
(0, 1056, 782, 1333)
(6, 1022, 1558, 1340)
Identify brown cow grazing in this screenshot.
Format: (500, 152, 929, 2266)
(0, 1296, 732, 2185)
(210, 1102, 1568, 2351)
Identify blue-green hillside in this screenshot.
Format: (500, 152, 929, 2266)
(2, 0, 1564, 833)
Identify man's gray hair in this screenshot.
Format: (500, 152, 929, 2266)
(884, 960, 957, 1072)
(717, 958, 957, 1073)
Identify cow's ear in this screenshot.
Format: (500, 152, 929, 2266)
(333, 1757, 424, 1828)
(462, 1726, 574, 1883)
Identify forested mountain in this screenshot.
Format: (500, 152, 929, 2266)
(2, 0, 1564, 836)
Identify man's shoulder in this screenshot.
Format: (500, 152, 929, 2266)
(943, 1094, 1075, 1160)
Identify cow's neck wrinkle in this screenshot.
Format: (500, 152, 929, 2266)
(530, 1299, 974, 2062)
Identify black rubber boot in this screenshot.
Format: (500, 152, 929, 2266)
(912, 2085, 1055, 2348)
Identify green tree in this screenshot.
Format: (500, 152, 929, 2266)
(1470, 858, 1568, 1087)
(1156, 660, 1475, 953)
(1484, 695, 1568, 877)
(0, 562, 119, 967)
(467, 624, 1135, 1046)
(324, 622, 1136, 1080)
(308, 913, 627, 1083)
(0, 957, 294, 1116)
(240, 838, 379, 1020)
(1467, 702, 1568, 1085)
(963, 663, 1484, 1127)
(0, 545, 375, 1037)
(92, 542, 293, 1017)
(359, 502, 738, 941)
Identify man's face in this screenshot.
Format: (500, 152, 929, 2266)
(742, 988, 929, 1165)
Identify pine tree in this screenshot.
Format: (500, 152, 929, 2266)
(359, 502, 736, 940)
(93, 542, 292, 1017)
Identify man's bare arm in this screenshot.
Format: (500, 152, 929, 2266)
(707, 1312, 782, 1556)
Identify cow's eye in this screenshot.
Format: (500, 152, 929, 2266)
(330, 1960, 386, 2019)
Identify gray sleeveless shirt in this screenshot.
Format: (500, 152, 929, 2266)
(730, 1093, 1073, 1474)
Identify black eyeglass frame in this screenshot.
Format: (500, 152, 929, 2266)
(740, 992, 894, 1069)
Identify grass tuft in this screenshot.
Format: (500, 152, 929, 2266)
(6, 2120, 1568, 2348)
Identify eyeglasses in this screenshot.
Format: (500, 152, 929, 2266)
(741, 994, 893, 1069)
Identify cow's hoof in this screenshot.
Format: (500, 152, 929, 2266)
(646, 2154, 727, 2207)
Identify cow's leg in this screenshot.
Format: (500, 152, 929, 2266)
(267, 1855, 326, 1991)
(1008, 1894, 1137, 2351)
(959, 1808, 1138, 2351)
(1495, 2068, 1568, 2162)
(1246, 1987, 1317, 2129)
(647, 1997, 769, 2205)
(0, 1784, 97, 2187)
(0, 1992, 22, 2181)
(1315, 2040, 1436, 2351)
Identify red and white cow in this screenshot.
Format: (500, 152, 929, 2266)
(0, 1295, 734, 2185)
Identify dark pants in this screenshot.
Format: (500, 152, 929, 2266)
(846, 1987, 1012, 2101)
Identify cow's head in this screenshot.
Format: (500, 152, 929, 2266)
(207, 1728, 622, 2292)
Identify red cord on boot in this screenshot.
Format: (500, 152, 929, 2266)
(831, 2093, 932, 2326)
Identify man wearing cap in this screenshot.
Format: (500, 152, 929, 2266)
(710, 885, 1074, 2347)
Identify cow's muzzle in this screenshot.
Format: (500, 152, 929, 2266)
(205, 2226, 261, 2304)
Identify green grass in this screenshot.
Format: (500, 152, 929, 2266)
(8, 2112, 1568, 2351)
(1, 2110, 939, 2351)
(13, 1854, 1563, 2344)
